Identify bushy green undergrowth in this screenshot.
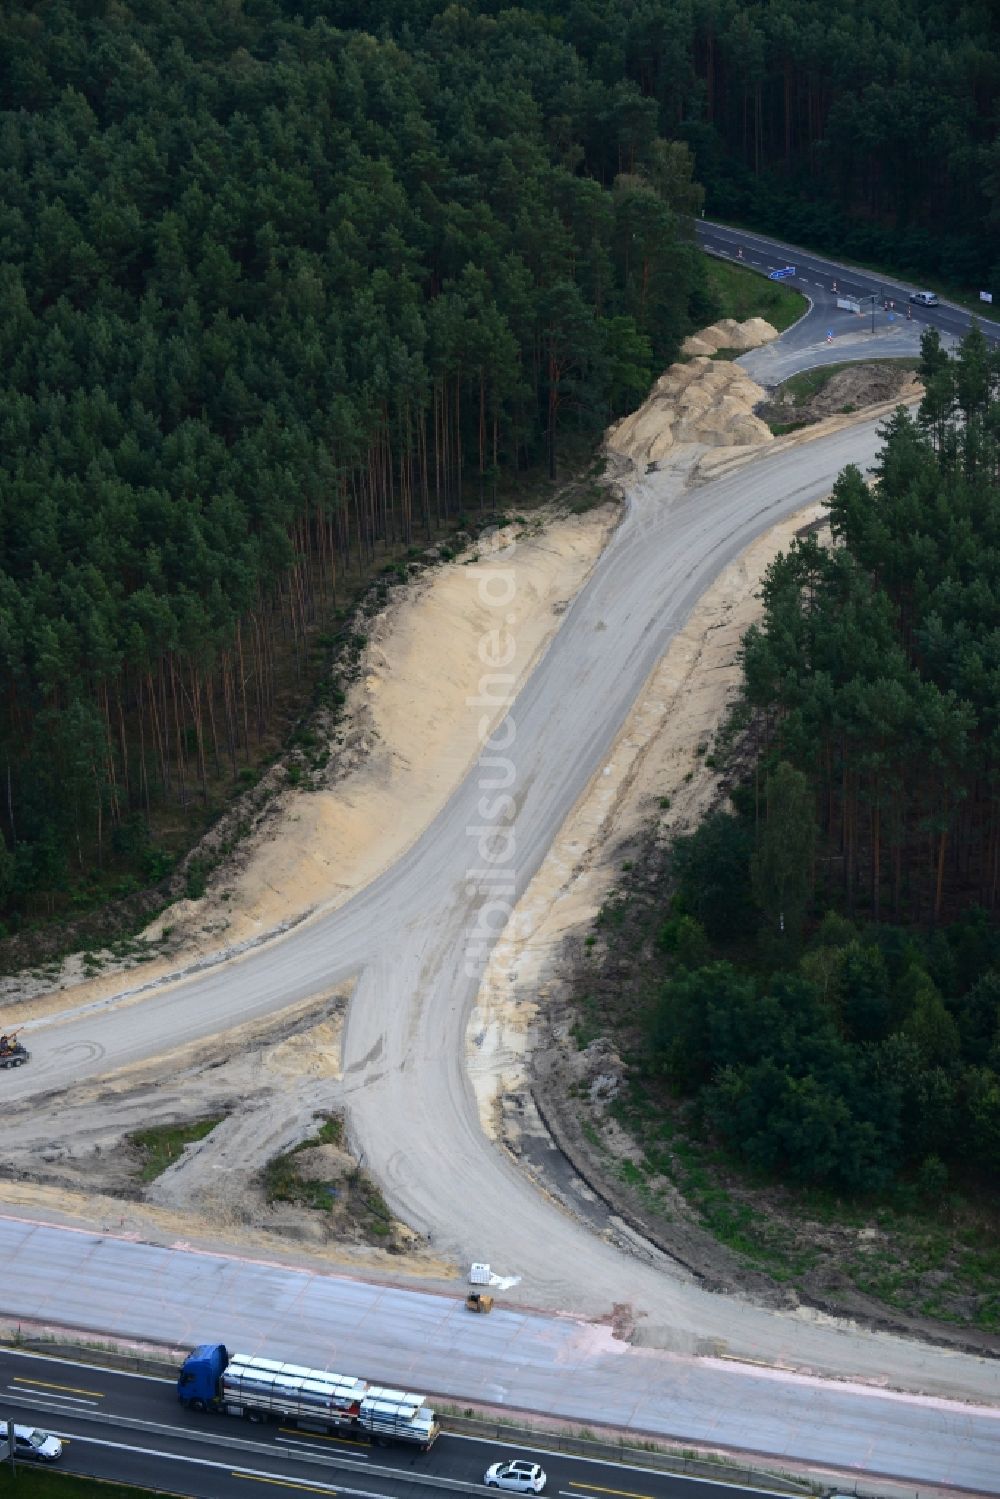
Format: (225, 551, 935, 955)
(262, 1114, 393, 1238)
(130, 1116, 224, 1184)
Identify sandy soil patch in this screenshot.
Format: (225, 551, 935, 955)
(206, 508, 617, 945)
(0, 1179, 457, 1286)
(3, 505, 617, 1026)
(604, 318, 778, 472)
(0, 987, 450, 1270)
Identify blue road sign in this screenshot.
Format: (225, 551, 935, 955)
(768, 265, 796, 281)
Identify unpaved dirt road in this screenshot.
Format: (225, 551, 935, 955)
(11, 415, 1000, 1412)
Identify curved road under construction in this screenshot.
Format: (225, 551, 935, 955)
(3, 232, 1000, 1491)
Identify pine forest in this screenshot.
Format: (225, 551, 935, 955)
(1, 0, 999, 932)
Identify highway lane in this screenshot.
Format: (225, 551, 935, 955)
(2, 1220, 1000, 1493)
(0, 1349, 789, 1499)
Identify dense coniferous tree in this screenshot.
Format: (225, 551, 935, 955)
(647, 334, 1000, 1191)
(0, 0, 712, 924)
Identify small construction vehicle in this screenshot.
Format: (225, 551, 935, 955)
(0, 1030, 30, 1069)
(465, 1291, 494, 1314)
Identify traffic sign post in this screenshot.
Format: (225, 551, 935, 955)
(768, 265, 796, 281)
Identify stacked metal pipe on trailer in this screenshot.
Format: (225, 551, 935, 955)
(221, 1355, 367, 1424)
(178, 1345, 439, 1449)
(360, 1388, 438, 1446)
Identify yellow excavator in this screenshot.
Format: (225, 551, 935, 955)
(0, 1029, 30, 1069)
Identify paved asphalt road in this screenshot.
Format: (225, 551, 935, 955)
(4, 226, 1000, 1491)
(0, 1348, 789, 1499)
(2, 1213, 1000, 1492)
(695, 220, 1000, 369)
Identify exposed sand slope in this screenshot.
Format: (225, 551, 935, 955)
(205, 509, 619, 945)
(3, 507, 616, 1023)
(468, 500, 825, 1133)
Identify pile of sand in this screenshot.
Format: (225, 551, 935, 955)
(606, 357, 771, 469)
(681, 316, 779, 357)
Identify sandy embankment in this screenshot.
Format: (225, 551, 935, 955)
(206, 509, 619, 943)
(4, 506, 618, 1026)
(467, 504, 822, 1134)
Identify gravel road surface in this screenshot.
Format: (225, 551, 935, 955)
(10, 416, 1000, 1412)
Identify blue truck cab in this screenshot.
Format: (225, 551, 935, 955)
(177, 1343, 228, 1409)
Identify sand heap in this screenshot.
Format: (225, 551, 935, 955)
(606, 353, 772, 470)
(606, 317, 777, 471)
(680, 315, 778, 357)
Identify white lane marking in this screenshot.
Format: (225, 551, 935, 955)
(276, 1436, 370, 1461)
(46, 1428, 415, 1498)
(5, 1358, 793, 1498)
(8, 1385, 99, 1407)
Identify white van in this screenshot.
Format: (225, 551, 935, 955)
(0, 1421, 63, 1462)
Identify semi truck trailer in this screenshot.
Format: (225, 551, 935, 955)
(177, 1344, 439, 1449)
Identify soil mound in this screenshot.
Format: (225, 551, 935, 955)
(606, 354, 771, 469)
(681, 316, 778, 358)
(756, 362, 921, 430)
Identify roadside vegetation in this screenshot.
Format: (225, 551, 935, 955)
(761, 359, 922, 432)
(0, 1475, 155, 1498)
(565, 331, 1000, 1334)
(700, 259, 804, 336)
(780, 359, 921, 405)
(263, 1113, 396, 1242)
(129, 1116, 225, 1184)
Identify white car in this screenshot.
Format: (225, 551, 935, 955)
(909, 290, 939, 306)
(485, 1460, 547, 1493)
(0, 1421, 63, 1462)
